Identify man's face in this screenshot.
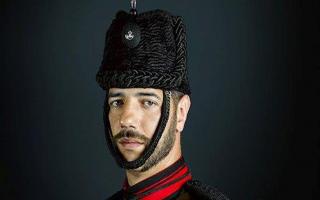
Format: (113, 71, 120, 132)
(107, 88, 177, 168)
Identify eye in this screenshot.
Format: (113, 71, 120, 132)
(143, 100, 158, 108)
(109, 100, 123, 108)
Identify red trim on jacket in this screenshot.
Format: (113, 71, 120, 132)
(122, 157, 192, 199)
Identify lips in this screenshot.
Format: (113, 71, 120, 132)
(118, 138, 144, 149)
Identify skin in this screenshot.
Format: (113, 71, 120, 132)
(108, 88, 191, 186)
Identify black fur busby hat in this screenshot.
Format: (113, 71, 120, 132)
(96, 9, 191, 95)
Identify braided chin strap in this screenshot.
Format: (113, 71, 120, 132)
(103, 90, 171, 169)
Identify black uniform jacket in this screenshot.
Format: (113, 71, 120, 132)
(107, 157, 229, 200)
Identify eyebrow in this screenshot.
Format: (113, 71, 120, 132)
(108, 92, 161, 100)
(108, 92, 123, 98)
(136, 92, 161, 100)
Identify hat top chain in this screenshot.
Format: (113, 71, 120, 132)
(130, 0, 137, 15)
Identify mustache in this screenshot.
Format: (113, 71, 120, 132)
(112, 130, 150, 144)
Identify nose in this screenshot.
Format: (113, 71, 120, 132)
(119, 102, 139, 129)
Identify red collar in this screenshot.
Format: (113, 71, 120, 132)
(122, 157, 192, 199)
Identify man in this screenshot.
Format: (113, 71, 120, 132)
(96, 2, 229, 199)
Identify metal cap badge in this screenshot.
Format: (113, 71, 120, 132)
(122, 21, 141, 48)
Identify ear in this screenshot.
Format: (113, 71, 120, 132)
(176, 95, 191, 133)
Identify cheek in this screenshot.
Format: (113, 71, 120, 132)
(108, 112, 119, 136)
(141, 110, 161, 137)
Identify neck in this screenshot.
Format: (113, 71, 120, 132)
(125, 146, 181, 186)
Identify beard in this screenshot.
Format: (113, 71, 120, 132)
(112, 112, 177, 172)
(139, 115, 177, 172)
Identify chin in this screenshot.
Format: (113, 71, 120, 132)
(119, 150, 141, 162)
(117, 145, 145, 162)
(123, 154, 140, 162)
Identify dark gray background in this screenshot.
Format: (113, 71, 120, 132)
(1, 0, 319, 199)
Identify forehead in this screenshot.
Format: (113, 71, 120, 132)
(108, 88, 163, 98)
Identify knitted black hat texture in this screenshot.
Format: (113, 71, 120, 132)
(96, 9, 191, 95)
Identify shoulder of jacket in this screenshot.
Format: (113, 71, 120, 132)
(106, 190, 123, 200)
(184, 180, 230, 200)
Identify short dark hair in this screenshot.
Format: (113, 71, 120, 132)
(170, 90, 185, 107)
